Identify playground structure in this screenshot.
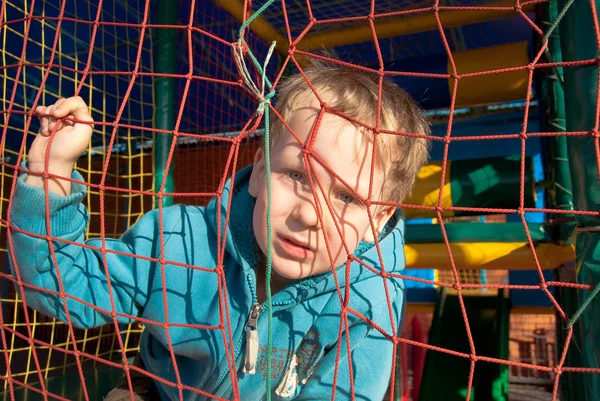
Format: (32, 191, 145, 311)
(0, 0, 599, 400)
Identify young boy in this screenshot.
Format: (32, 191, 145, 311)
(8, 61, 430, 400)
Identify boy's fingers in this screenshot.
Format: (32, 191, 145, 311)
(53, 98, 66, 110)
(46, 104, 66, 134)
(36, 105, 48, 134)
(45, 104, 57, 133)
(72, 106, 94, 126)
(52, 96, 87, 118)
(36, 97, 90, 135)
(40, 116, 49, 136)
(48, 117, 63, 134)
(39, 105, 54, 135)
(34, 98, 63, 116)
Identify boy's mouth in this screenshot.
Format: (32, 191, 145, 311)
(277, 235, 314, 258)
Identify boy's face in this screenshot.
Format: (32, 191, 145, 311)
(248, 102, 395, 282)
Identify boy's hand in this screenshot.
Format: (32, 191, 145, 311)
(26, 96, 94, 196)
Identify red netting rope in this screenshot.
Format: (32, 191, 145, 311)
(2, 0, 600, 400)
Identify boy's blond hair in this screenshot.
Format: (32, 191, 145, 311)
(271, 59, 431, 204)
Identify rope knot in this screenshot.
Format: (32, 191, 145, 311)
(258, 90, 276, 115)
(232, 39, 277, 116)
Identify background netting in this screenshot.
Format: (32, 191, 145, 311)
(1, 0, 599, 400)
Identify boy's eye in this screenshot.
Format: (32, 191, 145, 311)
(339, 193, 355, 205)
(288, 171, 304, 183)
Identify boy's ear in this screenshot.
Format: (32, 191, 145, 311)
(248, 147, 265, 198)
(362, 206, 396, 242)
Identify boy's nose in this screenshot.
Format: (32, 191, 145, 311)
(293, 197, 321, 229)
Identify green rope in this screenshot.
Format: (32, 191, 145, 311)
(238, 0, 277, 40)
(236, 0, 276, 92)
(541, 0, 576, 44)
(541, 0, 577, 89)
(263, 102, 274, 398)
(234, 2, 278, 398)
(567, 283, 600, 329)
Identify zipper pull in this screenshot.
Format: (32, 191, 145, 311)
(243, 303, 264, 374)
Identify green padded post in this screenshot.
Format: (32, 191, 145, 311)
(153, 0, 177, 208)
(558, 0, 600, 398)
(539, 2, 578, 400)
(541, 0, 574, 239)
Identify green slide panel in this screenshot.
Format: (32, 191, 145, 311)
(418, 289, 510, 401)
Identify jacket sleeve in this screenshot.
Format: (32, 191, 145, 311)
(296, 299, 404, 401)
(7, 167, 162, 329)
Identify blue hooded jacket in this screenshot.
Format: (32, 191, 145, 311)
(8, 164, 406, 400)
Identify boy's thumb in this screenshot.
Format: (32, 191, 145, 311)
(73, 107, 94, 125)
(52, 105, 69, 118)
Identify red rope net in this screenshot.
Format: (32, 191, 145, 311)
(1, 0, 599, 400)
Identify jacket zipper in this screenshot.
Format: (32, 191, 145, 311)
(242, 303, 264, 374)
(210, 272, 259, 393)
(210, 272, 294, 394)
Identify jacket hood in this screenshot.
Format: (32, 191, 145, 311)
(206, 165, 406, 300)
